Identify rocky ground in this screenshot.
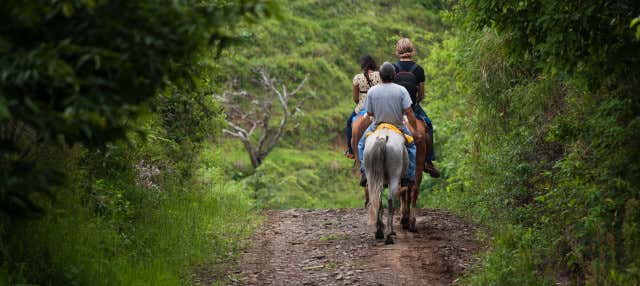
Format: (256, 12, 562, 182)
(202, 208, 480, 286)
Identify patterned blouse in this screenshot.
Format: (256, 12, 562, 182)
(352, 71, 381, 113)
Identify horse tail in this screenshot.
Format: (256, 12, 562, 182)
(365, 135, 387, 225)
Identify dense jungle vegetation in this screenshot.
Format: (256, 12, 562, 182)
(1, 0, 639, 285)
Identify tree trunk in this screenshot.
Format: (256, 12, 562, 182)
(242, 139, 260, 169)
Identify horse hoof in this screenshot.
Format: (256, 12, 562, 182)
(385, 236, 395, 245)
(401, 217, 409, 229)
(364, 199, 369, 209)
(409, 218, 417, 233)
(375, 229, 384, 240)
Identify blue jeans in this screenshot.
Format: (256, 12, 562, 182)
(358, 124, 416, 180)
(345, 110, 368, 155)
(345, 111, 356, 154)
(413, 104, 436, 161)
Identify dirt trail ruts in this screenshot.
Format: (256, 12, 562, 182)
(216, 208, 479, 286)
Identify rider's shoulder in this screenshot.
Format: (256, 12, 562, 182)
(368, 83, 383, 92)
(383, 83, 409, 97)
(398, 60, 424, 69)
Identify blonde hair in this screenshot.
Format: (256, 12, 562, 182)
(395, 38, 415, 58)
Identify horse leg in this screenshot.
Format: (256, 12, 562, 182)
(409, 175, 422, 233)
(351, 116, 371, 169)
(353, 116, 372, 206)
(409, 188, 418, 232)
(386, 178, 400, 244)
(400, 188, 410, 229)
(364, 187, 369, 208)
(399, 190, 407, 228)
(409, 120, 427, 233)
(386, 197, 395, 245)
(351, 120, 361, 169)
(414, 120, 427, 189)
(375, 199, 384, 240)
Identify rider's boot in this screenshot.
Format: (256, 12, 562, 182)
(360, 173, 367, 187)
(424, 160, 440, 178)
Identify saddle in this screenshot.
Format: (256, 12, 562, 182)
(365, 123, 414, 145)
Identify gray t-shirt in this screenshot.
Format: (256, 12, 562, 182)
(364, 82, 413, 128)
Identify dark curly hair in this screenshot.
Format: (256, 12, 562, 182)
(359, 55, 378, 87)
(359, 54, 377, 71)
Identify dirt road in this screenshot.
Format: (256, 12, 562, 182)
(211, 208, 479, 286)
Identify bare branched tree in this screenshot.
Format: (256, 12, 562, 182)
(216, 68, 307, 168)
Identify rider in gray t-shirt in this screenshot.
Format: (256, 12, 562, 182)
(364, 82, 413, 128)
(358, 62, 418, 188)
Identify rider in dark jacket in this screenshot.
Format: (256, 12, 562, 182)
(393, 38, 440, 178)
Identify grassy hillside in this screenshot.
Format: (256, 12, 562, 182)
(211, 0, 448, 208)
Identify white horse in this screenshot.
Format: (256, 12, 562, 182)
(364, 126, 408, 245)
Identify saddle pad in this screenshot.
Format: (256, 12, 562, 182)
(365, 123, 414, 144)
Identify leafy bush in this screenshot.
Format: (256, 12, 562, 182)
(0, 0, 279, 284)
(2, 160, 258, 285)
(0, 0, 279, 215)
(422, 1, 640, 283)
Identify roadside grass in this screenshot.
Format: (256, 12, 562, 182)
(3, 170, 258, 286)
(247, 148, 362, 209)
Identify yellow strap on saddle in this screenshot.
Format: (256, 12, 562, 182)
(365, 123, 414, 144)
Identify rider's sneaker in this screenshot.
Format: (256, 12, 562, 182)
(359, 174, 367, 187)
(424, 161, 441, 178)
(401, 178, 414, 187)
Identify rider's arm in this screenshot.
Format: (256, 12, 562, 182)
(418, 82, 425, 103)
(364, 89, 373, 117)
(404, 107, 418, 132)
(352, 84, 359, 104)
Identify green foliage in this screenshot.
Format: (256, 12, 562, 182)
(459, 0, 640, 79)
(214, 0, 448, 147)
(632, 16, 640, 40)
(247, 148, 361, 209)
(1, 1, 279, 284)
(1, 98, 257, 284)
(200, 141, 362, 209)
(0, 0, 278, 216)
(2, 157, 257, 285)
(1, 0, 273, 147)
(463, 225, 554, 286)
(421, 1, 640, 284)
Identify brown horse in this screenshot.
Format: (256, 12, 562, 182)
(353, 115, 430, 233)
(351, 114, 372, 206)
(400, 119, 430, 232)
